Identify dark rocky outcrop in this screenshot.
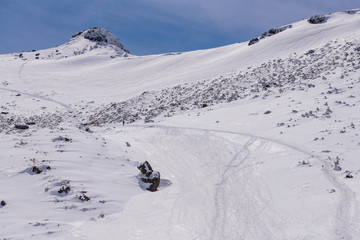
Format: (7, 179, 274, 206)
(79, 193, 90, 201)
(248, 38, 259, 46)
(345, 173, 353, 178)
(52, 136, 72, 142)
(138, 161, 153, 175)
(72, 27, 130, 54)
(137, 161, 160, 192)
(308, 15, 327, 24)
(259, 25, 292, 39)
(248, 25, 292, 46)
(32, 166, 43, 174)
(58, 185, 71, 194)
(23, 165, 51, 175)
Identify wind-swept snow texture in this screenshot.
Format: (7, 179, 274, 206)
(1, 10, 360, 240)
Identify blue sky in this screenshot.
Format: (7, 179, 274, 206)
(0, 0, 358, 55)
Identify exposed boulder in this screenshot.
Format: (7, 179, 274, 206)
(345, 173, 353, 178)
(58, 185, 71, 194)
(138, 161, 153, 175)
(333, 160, 342, 171)
(52, 136, 72, 142)
(79, 193, 90, 201)
(137, 161, 160, 192)
(14, 124, 29, 130)
(1, 200, 6, 207)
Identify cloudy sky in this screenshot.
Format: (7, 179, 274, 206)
(0, 0, 357, 55)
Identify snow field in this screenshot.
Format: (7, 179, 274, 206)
(0, 9, 360, 240)
(60, 125, 343, 239)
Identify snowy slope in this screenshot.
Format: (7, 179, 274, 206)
(1, 9, 360, 240)
(1, 10, 360, 104)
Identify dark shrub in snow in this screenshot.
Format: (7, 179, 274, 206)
(308, 15, 327, 24)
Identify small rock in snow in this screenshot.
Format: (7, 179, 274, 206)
(14, 124, 29, 130)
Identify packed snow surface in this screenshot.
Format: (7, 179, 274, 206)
(1, 10, 360, 240)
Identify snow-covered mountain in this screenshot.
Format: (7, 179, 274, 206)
(1, 9, 360, 240)
(4, 26, 130, 62)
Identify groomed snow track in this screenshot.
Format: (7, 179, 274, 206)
(66, 124, 358, 240)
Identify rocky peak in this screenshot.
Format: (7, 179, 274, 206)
(72, 27, 130, 54)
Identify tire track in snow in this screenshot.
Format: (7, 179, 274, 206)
(1, 59, 79, 122)
(18, 61, 31, 85)
(0, 87, 73, 110)
(131, 124, 358, 239)
(2, 59, 75, 112)
(210, 137, 256, 240)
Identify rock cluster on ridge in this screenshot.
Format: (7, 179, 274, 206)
(71, 26, 130, 54)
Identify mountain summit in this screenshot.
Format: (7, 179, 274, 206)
(71, 27, 130, 54)
(7, 26, 132, 60)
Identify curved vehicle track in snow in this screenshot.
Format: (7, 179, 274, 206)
(70, 124, 358, 240)
(131, 124, 358, 240)
(18, 60, 31, 85)
(0, 86, 73, 110)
